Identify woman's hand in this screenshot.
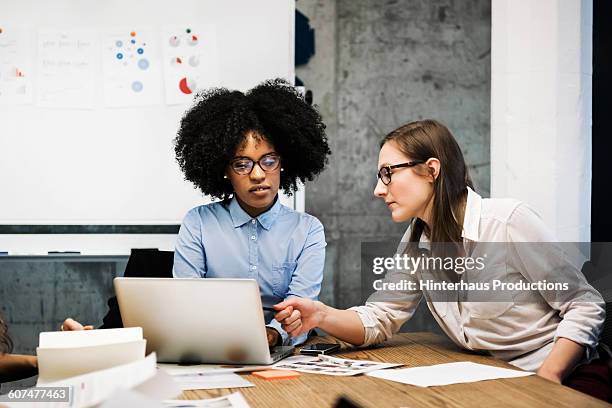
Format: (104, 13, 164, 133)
(60, 318, 94, 331)
(275, 298, 366, 345)
(274, 298, 325, 338)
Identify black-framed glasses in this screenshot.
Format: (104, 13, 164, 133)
(377, 161, 425, 185)
(229, 153, 281, 175)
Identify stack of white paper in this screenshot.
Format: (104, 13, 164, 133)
(35, 353, 181, 408)
(36, 327, 146, 383)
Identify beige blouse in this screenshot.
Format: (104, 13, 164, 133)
(350, 187, 605, 371)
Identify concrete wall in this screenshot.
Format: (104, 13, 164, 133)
(1, 0, 491, 353)
(298, 0, 491, 331)
(0, 258, 126, 354)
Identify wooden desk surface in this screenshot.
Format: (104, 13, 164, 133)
(182, 333, 609, 407)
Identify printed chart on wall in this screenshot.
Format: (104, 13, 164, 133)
(103, 28, 162, 107)
(36, 29, 96, 109)
(162, 25, 218, 105)
(0, 25, 33, 105)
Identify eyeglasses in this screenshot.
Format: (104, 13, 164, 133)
(229, 153, 281, 175)
(377, 161, 424, 185)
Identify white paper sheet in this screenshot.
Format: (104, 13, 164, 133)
(102, 27, 162, 107)
(133, 369, 182, 401)
(37, 328, 145, 383)
(37, 340, 146, 383)
(99, 388, 166, 408)
(158, 363, 269, 376)
(0, 25, 33, 105)
(34, 353, 158, 408)
(272, 355, 402, 376)
(161, 24, 219, 105)
(366, 361, 534, 387)
(164, 392, 251, 408)
(172, 373, 254, 391)
(39, 327, 142, 348)
(99, 369, 182, 407)
(37, 29, 96, 108)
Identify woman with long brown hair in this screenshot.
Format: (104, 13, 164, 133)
(0, 314, 37, 382)
(274, 120, 609, 400)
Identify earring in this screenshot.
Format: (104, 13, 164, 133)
(281, 168, 284, 172)
(223, 175, 228, 179)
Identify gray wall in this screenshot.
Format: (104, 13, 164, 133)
(298, 0, 491, 330)
(1, 0, 491, 353)
(0, 258, 126, 354)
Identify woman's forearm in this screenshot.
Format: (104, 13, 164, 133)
(536, 337, 584, 383)
(317, 303, 366, 346)
(0, 354, 38, 381)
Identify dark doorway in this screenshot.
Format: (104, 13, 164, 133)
(592, 0, 612, 242)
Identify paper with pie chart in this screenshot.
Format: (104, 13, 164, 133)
(0, 26, 33, 105)
(102, 28, 162, 107)
(162, 25, 219, 105)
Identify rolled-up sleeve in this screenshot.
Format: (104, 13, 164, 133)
(349, 234, 423, 347)
(350, 298, 421, 347)
(173, 208, 207, 279)
(507, 203, 605, 356)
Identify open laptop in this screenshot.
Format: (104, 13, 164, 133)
(113, 277, 294, 365)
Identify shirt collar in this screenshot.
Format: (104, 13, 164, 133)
(228, 195, 281, 231)
(461, 186, 482, 242)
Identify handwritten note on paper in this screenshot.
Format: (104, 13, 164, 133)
(162, 25, 219, 105)
(102, 28, 162, 107)
(0, 25, 33, 105)
(37, 29, 96, 109)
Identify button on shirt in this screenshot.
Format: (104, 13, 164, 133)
(350, 187, 605, 371)
(173, 196, 326, 345)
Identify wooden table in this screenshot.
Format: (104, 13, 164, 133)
(181, 333, 609, 407)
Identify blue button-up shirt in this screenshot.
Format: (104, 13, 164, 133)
(173, 196, 326, 345)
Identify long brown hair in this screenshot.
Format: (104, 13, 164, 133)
(381, 119, 473, 247)
(0, 313, 12, 354)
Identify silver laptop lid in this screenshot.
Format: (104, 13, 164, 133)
(114, 277, 274, 364)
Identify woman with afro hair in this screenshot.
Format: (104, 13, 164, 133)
(172, 79, 331, 347)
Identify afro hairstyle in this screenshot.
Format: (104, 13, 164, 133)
(174, 78, 331, 200)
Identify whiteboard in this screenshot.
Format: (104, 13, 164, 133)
(0, 0, 299, 254)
